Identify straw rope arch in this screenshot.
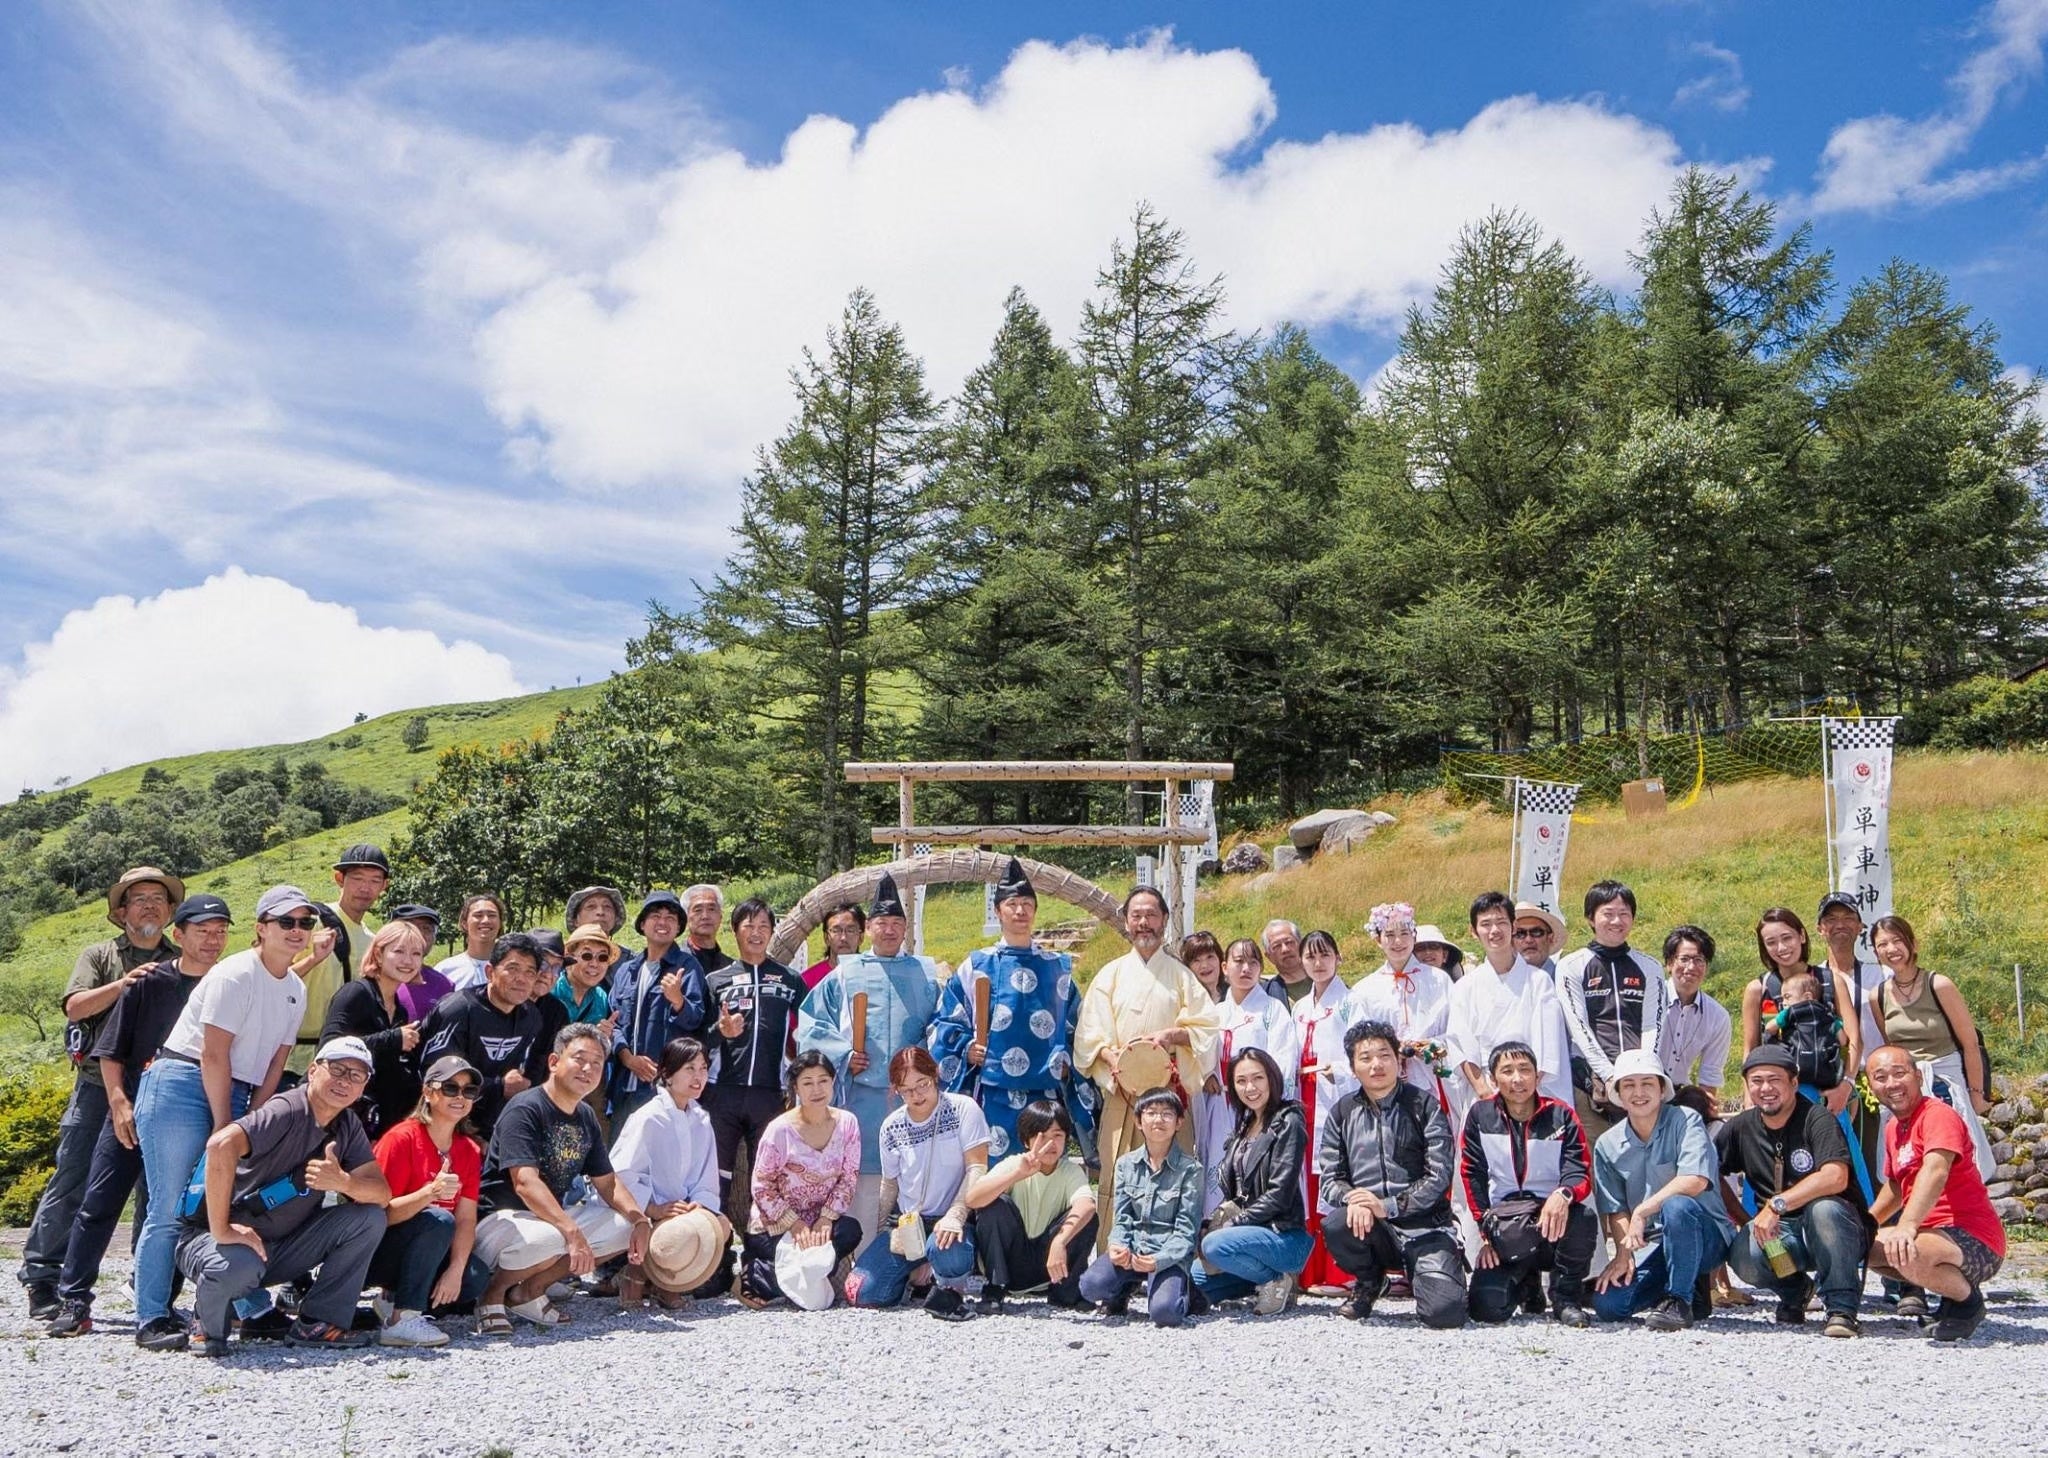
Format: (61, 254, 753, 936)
(767, 849, 1128, 965)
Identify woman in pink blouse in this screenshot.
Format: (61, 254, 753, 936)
(740, 1049, 863, 1307)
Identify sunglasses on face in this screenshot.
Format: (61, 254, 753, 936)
(572, 950, 609, 963)
(267, 915, 320, 931)
(1512, 927, 1546, 939)
(435, 1082, 480, 1099)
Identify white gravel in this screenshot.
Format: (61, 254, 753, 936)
(3, 1254, 2045, 1458)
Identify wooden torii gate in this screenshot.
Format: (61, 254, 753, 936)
(836, 759, 1233, 949)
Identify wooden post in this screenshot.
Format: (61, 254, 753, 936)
(898, 777, 914, 861)
(1164, 778, 1179, 828)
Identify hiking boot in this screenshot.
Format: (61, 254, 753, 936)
(1552, 1301, 1593, 1329)
(189, 1330, 229, 1359)
(1930, 1286, 1986, 1343)
(288, 1317, 376, 1348)
(925, 1288, 971, 1323)
(1690, 1273, 1714, 1323)
(1775, 1277, 1814, 1325)
(45, 1300, 93, 1338)
(1823, 1311, 1861, 1339)
(135, 1315, 191, 1352)
(236, 1308, 294, 1341)
(976, 1284, 1006, 1315)
(1894, 1286, 1930, 1321)
(1643, 1295, 1694, 1332)
(25, 1281, 61, 1321)
(1337, 1288, 1377, 1321)
(1252, 1272, 1296, 1317)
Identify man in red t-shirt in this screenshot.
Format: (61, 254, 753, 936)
(1866, 1045, 2005, 1342)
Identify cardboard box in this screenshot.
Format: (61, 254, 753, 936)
(1621, 778, 1666, 819)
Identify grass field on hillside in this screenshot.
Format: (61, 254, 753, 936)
(62, 686, 601, 804)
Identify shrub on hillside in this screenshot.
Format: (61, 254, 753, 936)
(0, 1061, 69, 1225)
(1913, 675, 2048, 750)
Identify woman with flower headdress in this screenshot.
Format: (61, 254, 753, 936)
(1340, 903, 1455, 1106)
(1292, 929, 1354, 1294)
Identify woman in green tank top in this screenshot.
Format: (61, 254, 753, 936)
(1872, 914, 1995, 1181)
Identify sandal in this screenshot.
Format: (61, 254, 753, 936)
(653, 1287, 694, 1311)
(475, 1304, 514, 1338)
(507, 1293, 572, 1327)
(618, 1269, 649, 1308)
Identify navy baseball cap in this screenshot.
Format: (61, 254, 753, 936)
(172, 894, 232, 926)
(1817, 891, 1863, 921)
(390, 903, 441, 932)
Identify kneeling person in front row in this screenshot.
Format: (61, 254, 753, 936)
(175, 1037, 392, 1354)
(1591, 1049, 1735, 1331)
(1715, 1044, 1867, 1337)
(472, 1024, 651, 1335)
(966, 1099, 1098, 1312)
(1461, 1041, 1597, 1328)
(1079, 1087, 1203, 1326)
(1318, 1020, 1466, 1327)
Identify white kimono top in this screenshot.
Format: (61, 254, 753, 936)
(1447, 957, 1575, 1107)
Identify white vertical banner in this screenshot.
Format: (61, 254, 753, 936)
(982, 879, 999, 937)
(1823, 718, 1898, 925)
(911, 841, 932, 954)
(1509, 778, 1580, 920)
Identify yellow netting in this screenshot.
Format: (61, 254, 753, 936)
(1442, 722, 1827, 819)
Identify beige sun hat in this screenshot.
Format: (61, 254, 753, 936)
(105, 866, 187, 926)
(643, 1206, 725, 1293)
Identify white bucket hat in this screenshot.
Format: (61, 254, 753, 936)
(1608, 1048, 1674, 1102)
(774, 1233, 839, 1311)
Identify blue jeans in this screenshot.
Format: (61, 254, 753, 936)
(366, 1206, 458, 1313)
(132, 1059, 250, 1324)
(846, 1224, 977, 1306)
(1726, 1195, 1865, 1315)
(1191, 1224, 1313, 1301)
(1593, 1193, 1729, 1322)
(1078, 1253, 1192, 1327)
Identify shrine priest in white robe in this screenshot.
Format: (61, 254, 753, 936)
(1446, 891, 1574, 1114)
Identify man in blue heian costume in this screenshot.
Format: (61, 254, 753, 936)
(793, 871, 942, 1243)
(929, 857, 1098, 1164)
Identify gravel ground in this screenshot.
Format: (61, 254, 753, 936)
(2, 1239, 2045, 1458)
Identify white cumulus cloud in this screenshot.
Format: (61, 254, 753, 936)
(1673, 43, 1750, 113)
(0, 569, 528, 793)
(1808, 0, 2048, 213)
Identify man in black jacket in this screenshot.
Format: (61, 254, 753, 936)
(1318, 1019, 1467, 1327)
(701, 898, 808, 1219)
(1461, 1040, 1597, 1327)
(413, 933, 550, 1140)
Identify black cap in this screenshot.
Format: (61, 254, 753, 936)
(994, 857, 1035, 906)
(636, 889, 685, 933)
(870, 871, 908, 920)
(172, 893, 232, 926)
(524, 928, 566, 959)
(1817, 891, 1863, 921)
(390, 903, 441, 932)
(333, 843, 392, 875)
(1741, 1044, 1800, 1076)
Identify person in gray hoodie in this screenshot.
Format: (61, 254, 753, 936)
(1317, 1019, 1467, 1328)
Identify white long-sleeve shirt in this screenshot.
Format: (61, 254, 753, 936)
(1339, 959, 1453, 1096)
(609, 1090, 720, 1210)
(1447, 956, 1574, 1105)
(1656, 987, 1733, 1091)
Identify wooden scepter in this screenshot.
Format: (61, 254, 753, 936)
(851, 991, 869, 1065)
(973, 975, 992, 1055)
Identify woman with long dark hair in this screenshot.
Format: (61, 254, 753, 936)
(1193, 1046, 1311, 1314)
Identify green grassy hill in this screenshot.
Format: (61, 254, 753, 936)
(64, 685, 602, 805)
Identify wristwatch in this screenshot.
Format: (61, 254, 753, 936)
(1769, 1196, 1789, 1215)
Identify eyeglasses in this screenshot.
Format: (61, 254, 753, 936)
(318, 1062, 370, 1085)
(267, 915, 320, 931)
(435, 1082, 480, 1099)
(897, 1077, 938, 1097)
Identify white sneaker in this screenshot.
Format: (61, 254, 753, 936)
(1253, 1273, 1296, 1317)
(378, 1312, 449, 1348)
(370, 1294, 395, 1328)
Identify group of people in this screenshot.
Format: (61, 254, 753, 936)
(11, 847, 2008, 1355)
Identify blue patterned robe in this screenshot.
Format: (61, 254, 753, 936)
(795, 952, 943, 1172)
(928, 941, 1097, 1162)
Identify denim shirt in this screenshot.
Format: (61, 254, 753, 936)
(609, 944, 707, 1098)
(1107, 1143, 1203, 1268)
(1593, 1102, 1736, 1246)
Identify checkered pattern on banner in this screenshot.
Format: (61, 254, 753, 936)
(1517, 780, 1581, 817)
(1826, 719, 1896, 753)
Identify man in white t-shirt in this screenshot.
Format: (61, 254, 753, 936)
(130, 883, 312, 1350)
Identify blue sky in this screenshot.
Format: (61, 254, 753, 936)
(1, 0, 2044, 790)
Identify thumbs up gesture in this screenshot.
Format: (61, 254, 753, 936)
(429, 1150, 461, 1201)
(305, 1141, 348, 1193)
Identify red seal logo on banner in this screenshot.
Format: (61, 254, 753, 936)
(1537, 825, 1552, 840)
(1854, 761, 1872, 780)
